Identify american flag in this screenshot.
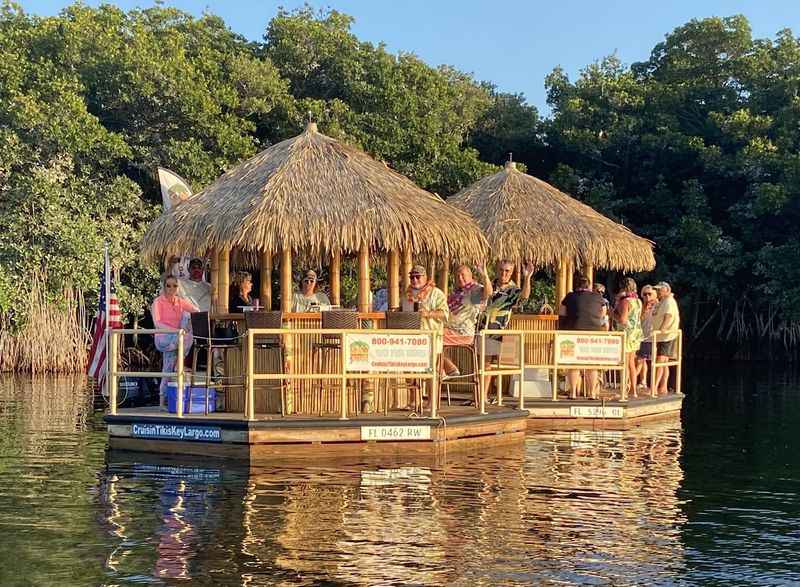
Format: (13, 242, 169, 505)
(87, 260, 123, 391)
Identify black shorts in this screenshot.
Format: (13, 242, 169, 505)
(636, 343, 652, 360)
(656, 339, 677, 359)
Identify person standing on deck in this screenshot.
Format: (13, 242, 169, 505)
(652, 282, 680, 395)
(636, 285, 658, 391)
(559, 275, 607, 398)
(291, 270, 330, 312)
(177, 257, 211, 312)
(441, 264, 493, 378)
(612, 277, 643, 399)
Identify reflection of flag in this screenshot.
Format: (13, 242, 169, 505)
(87, 250, 123, 391)
(157, 167, 193, 211)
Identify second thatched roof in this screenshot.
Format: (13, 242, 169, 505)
(141, 122, 487, 263)
(448, 162, 656, 271)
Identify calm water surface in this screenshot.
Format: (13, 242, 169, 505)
(0, 364, 798, 586)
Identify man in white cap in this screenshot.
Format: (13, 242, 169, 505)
(292, 269, 330, 312)
(652, 281, 680, 394)
(401, 264, 448, 353)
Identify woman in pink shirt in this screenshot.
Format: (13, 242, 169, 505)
(152, 274, 198, 404)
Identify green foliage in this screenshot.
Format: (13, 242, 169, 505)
(543, 15, 800, 349)
(3, 3, 800, 357)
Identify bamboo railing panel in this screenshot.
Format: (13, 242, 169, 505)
(511, 314, 559, 366)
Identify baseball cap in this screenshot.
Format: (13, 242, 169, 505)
(302, 269, 317, 280)
(409, 265, 427, 276)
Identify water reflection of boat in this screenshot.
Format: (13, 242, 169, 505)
(100, 428, 685, 585)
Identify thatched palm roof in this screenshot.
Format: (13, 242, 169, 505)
(141, 123, 487, 263)
(448, 162, 655, 271)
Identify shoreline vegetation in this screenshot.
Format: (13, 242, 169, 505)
(2, 5, 800, 371)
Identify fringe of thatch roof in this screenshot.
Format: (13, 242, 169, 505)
(448, 162, 656, 271)
(141, 123, 487, 264)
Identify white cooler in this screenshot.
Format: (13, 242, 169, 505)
(511, 368, 552, 399)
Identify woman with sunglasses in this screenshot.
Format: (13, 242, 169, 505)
(291, 269, 330, 312)
(635, 285, 658, 391)
(151, 273, 198, 406)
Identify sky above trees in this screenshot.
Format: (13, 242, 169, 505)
(23, 0, 800, 113)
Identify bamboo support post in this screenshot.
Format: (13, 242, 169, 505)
(479, 335, 487, 415)
(281, 248, 292, 313)
(566, 260, 574, 294)
(430, 333, 439, 419)
(427, 256, 436, 285)
(109, 331, 118, 415)
(518, 334, 525, 411)
(260, 251, 272, 310)
(218, 248, 230, 313)
(582, 262, 594, 287)
(247, 330, 255, 421)
(330, 250, 341, 306)
(209, 247, 219, 313)
(676, 332, 683, 396)
(438, 257, 450, 297)
(339, 341, 348, 420)
(387, 249, 400, 310)
(555, 259, 565, 306)
(176, 329, 185, 418)
(357, 246, 370, 313)
(401, 246, 412, 291)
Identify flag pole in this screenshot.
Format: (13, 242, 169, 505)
(104, 242, 111, 399)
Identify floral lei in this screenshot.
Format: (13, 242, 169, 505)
(406, 281, 434, 304)
(448, 281, 478, 314)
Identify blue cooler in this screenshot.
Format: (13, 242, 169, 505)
(166, 382, 216, 414)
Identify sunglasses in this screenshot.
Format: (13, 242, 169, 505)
(409, 274, 423, 279)
(303, 278, 316, 283)
(165, 284, 178, 289)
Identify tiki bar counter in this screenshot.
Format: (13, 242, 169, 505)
(105, 124, 683, 461)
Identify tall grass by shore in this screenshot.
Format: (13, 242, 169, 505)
(0, 276, 89, 374)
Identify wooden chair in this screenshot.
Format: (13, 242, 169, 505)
(385, 311, 424, 414)
(312, 310, 359, 415)
(190, 311, 241, 414)
(244, 311, 287, 415)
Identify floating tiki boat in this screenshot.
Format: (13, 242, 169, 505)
(106, 128, 682, 461)
(449, 160, 682, 425)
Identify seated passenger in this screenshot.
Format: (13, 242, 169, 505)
(151, 274, 198, 404)
(291, 270, 330, 312)
(559, 275, 607, 398)
(229, 271, 257, 313)
(401, 265, 448, 355)
(441, 264, 492, 377)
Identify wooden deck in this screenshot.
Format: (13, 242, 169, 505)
(105, 404, 528, 461)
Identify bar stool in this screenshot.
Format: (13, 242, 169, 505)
(190, 311, 242, 414)
(385, 311, 423, 414)
(312, 310, 359, 415)
(244, 311, 287, 415)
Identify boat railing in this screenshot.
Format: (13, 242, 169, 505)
(245, 327, 440, 420)
(475, 328, 683, 403)
(107, 328, 187, 417)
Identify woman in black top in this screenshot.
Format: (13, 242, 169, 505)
(558, 275, 607, 398)
(229, 271, 254, 313)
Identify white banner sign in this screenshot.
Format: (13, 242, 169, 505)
(360, 426, 431, 441)
(344, 333, 432, 373)
(555, 333, 623, 365)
